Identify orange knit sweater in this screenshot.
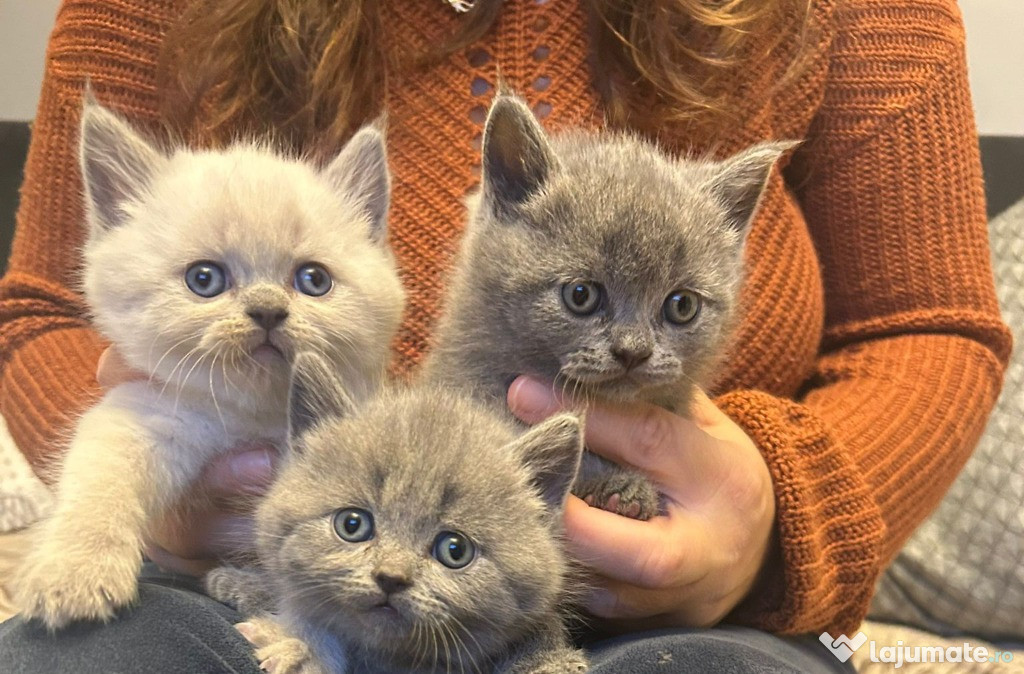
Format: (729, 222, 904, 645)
(0, 0, 1010, 635)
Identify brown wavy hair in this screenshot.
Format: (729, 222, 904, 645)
(159, 0, 811, 153)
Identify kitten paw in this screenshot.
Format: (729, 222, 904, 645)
(16, 547, 140, 629)
(237, 618, 324, 674)
(573, 468, 660, 520)
(516, 648, 589, 674)
(528, 658, 588, 673)
(236, 617, 288, 649)
(256, 637, 319, 673)
(206, 566, 245, 606)
(206, 566, 274, 615)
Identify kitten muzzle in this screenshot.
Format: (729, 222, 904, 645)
(250, 337, 287, 365)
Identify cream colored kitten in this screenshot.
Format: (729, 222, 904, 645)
(15, 100, 405, 630)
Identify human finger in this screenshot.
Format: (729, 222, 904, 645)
(509, 376, 720, 493)
(96, 346, 146, 389)
(201, 445, 278, 500)
(145, 543, 218, 576)
(562, 496, 708, 589)
(151, 509, 255, 558)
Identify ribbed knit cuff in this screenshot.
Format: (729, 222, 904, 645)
(0, 327, 104, 482)
(716, 389, 886, 634)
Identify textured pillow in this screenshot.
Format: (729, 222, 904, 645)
(0, 413, 53, 533)
(869, 198, 1024, 642)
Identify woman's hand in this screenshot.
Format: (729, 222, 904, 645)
(97, 346, 277, 576)
(507, 376, 777, 629)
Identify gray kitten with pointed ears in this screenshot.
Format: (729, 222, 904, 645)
(15, 100, 405, 629)
(208, 353, 588, 674)
(426, 94, 793, 519)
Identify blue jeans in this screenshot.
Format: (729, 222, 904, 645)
(1, 564, 853, 673)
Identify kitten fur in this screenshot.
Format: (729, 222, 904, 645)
(15, 99, 405, 629)
(426, 94, 792, 519)
(208, 353, 589, 674)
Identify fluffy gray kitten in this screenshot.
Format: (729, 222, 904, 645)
(208, 353, 588, 674)
(426, 94, 792, 519)
(16, 100, 405, 629)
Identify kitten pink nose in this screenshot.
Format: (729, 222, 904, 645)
(246, 309, 288, 331)
(374, 570, 412, 595)
(611, 346, 652, 370)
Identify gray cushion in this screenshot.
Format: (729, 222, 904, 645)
(869, 197, 1024, 641)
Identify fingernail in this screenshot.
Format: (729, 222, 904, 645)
(508, 376, 558, 419)
(230, 450, 273, 486)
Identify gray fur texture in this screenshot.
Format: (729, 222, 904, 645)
(426, 94, 793, 519)
(210, 353, 589, 674)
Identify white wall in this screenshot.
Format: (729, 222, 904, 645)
(0, 0, 1021, 135)
(0, 0, 62, 121)
(961, 0, 1024, 137)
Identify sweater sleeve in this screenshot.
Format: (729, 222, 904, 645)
(0, 0, 170, 477)
(722, 0, 1012, 633)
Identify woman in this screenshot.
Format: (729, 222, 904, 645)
(0, 0, 1010, 671)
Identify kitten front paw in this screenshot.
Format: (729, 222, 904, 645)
(527, 653, 588, 674)
(17, 546, 140, 629)
(573, 465, 660, 520)
(509, 647, 588, 674)
(205, 566, 246, 606)
(206, 566, 274, 615)
(237, 618, 326, 674)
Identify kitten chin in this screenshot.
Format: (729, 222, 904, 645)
(427, 93, 793, 520)
(14, 100, 405, 631)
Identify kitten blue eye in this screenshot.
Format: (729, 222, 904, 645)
(432, 531, 475, 569)
(561, 281, 602, 316)
(185, 261, 227, 298)
(333, 508, 374, 543)
(663, 290, 701, 325)
(294, 263, 333, 297)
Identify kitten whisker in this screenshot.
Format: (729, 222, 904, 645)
(207, 347, 228, 435)
(173, 349, 212, 416)
(445, 613, 486, 669)
(434, 616, 453, 674)
(442, 618, 481, 674)
(144, 324, 192, 374)
(219, 350, 241, 398)
(148, 332, 203, 387)
(409, 620, 427, 670)
(430, 616, 441, 674)
(239, 348, 273, 377)
(157, 344, 203, 403)
(439, 619, 459, 674)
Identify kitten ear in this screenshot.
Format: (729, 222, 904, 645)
(324, 125, 391, 244)
(288, 352, 357, 445)
(79, 92, 166, 234)
(706, 140, 799, 236)
(481, 94, 556, 214)
(507, 413, 585, 512)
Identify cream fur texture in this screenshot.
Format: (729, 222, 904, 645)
(15, 100, 405, 630)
